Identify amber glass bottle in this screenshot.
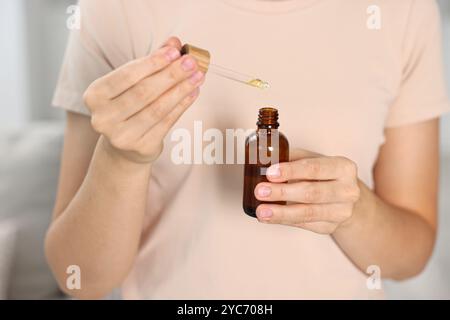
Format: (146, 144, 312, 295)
(243, 108, 289, 217)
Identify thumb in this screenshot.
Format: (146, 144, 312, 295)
(289, 148, 323, 161)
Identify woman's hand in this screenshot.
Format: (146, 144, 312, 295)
(83, 37, 205, 164)
(255, 149, 361, 234)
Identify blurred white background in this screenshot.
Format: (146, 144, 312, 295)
(0, 0, 449, 299)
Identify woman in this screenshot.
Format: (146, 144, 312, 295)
(46, 0, 450, 299)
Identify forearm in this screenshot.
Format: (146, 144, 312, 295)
(332, 181, 436, 280)
(45, 136, 152, 299)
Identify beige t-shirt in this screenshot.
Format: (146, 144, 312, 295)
(53, 0, 450, 299)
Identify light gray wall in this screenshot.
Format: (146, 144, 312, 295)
(24, 0, 75, 121)
(0, 0, 29, 128)
(0, 0, 74, 128)
(439, 0, 450, 154)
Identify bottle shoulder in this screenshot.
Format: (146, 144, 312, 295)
(245, 129, 289, 144)
(245, 131, 258, 143)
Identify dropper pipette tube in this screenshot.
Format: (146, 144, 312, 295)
(209, 64, 270, 90)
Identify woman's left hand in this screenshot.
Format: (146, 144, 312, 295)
(255, 149, 361, 234)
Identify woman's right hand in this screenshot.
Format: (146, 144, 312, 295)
(83, 38, 204, 163)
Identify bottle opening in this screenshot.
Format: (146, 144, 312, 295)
(257, 107, 279, 128)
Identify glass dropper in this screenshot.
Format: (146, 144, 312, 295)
(208, 63, 270, 90)
(181, 44, 270, 90)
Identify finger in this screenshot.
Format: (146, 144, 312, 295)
(255, 181, 358, 204)
(255, 203, 352, 224)
(296, 221, 338, 235)
(266, 156, 355, 182)
(161, 37, 182, 50)
(153, 87, 200, 137)
(98, 46, 181, 99)
(112, 55, 199, 119)
(289, 148, 322, 161)
(124, 72, 204, 136)
(138, 88, 200, 146)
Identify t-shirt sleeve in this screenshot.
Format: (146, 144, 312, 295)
(52, 0, 132, 116)
(385, 0, 450, 127)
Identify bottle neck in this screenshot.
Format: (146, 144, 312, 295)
(257, 125, 279, 130)
(257, 107, 279, 129)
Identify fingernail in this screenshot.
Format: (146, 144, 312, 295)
(166, 47, 180, 61)
(258, 208, 273, 219)
(181, 56, 196, 71)
(189, 71, 204, 84)
(257, 186, 272, 197)
(267, 165, 281, 178)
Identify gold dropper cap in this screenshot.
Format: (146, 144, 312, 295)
(180, 44, 211, 73)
